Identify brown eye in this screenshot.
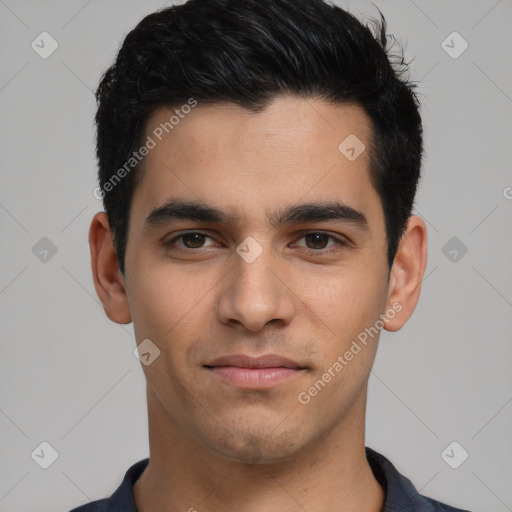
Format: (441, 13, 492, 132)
(304, 233, 331, 249)
(181, 233, 207, 248)
(293, 232, 347, 256)
(165, 232, 219, 251)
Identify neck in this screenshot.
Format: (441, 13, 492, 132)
(134, 385, 385, 512)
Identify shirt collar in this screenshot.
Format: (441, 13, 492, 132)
(101, 447, 467, 512)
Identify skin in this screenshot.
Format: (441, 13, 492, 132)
(89, 96, 427, 512)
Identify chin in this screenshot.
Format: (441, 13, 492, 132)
(202, 421, 307, 465)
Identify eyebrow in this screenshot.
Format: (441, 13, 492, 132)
(268, 202, 368, 229)
(144, 199, 369, 230)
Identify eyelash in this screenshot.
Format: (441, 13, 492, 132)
(164, 231, 348, 256)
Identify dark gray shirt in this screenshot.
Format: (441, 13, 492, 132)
(69, 447, 471, 511)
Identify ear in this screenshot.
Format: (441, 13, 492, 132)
(384, 215, 428, 332)
(89, 212, 132, 324)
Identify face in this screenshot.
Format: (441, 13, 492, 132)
(122, 96, 393, 463)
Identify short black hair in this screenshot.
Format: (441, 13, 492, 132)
(95, 0, 423, 275)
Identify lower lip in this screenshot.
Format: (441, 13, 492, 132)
(206, 366, 304, 389)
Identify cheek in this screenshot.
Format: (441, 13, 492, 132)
(128, 264, 201, 342)
(300, 263, 386, 343)
(296, 272, 385, 417)
(128, 271, 206, 402)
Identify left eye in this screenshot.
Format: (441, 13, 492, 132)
(293, 232, 342, 250)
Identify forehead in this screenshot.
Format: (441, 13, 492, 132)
(131, 96, 381, 226)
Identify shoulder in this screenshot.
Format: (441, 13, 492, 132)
(66, 458, 149, 512)
(365, 447, 473, 512)
(67, 499, 109, 512)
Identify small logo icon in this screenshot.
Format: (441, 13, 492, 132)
(31, 32, 59, 59)
(133, 339, 161, 366)
(442, 237, 468, 263)
(31, 441, 59, 469)
(32, 237, 58, 263)
(503, 186, 512, 200)
(338, 134, 366, 162)
(236, 236, 263, 263)
(441, 32, 468, 59)
(441, 441, 469, 469)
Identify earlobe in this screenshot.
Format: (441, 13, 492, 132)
(89, 212, 132, 324)
(383, 215, 428, 333)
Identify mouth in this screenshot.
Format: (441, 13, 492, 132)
(204, 354, 307, 389)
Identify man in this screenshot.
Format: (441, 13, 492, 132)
(72, 0, 471, 510)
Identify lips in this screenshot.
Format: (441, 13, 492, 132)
(204, 354, 304, 370)
(204, 354, 306, 389)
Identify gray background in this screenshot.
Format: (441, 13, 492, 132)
(0, 0, 511, 511)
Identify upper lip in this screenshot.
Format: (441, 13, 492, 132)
(204, 354, 304, 369)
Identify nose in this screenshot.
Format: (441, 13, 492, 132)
(216, 242, 295, 332)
